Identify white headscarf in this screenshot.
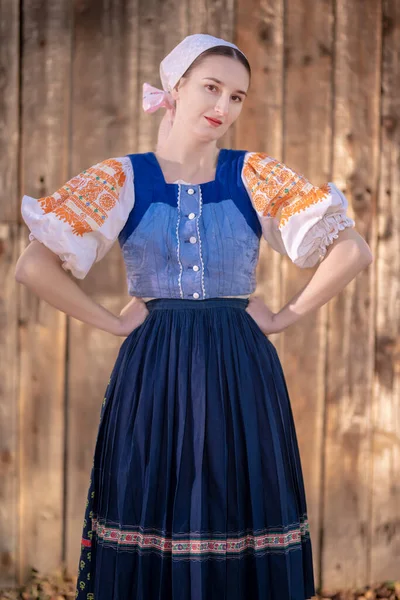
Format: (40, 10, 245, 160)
(142, 33, 247, 113)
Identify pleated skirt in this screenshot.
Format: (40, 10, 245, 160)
(75, 297, 316, 600)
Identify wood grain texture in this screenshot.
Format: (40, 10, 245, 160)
(0, 225, 20, 585)
(280, 0, 336, 588)
(370, 0, 400, 582)
(0, 0, 20, 587)
(0, 0, 20, 223)
(322, 0, 380, 589)
(17, 0, 72, 582)
(0, 0, 398, 591)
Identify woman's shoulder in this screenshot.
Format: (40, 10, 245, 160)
(225, 149, 278, 171)
(92, 155, 133, 179)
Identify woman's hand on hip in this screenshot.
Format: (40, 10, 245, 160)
(115, 297, 150, 337)
(245, 295, 282, 335)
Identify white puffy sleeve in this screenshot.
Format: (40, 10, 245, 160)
(21, 156, 134, 278)
(241, 151, 355, 268)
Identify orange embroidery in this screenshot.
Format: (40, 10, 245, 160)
(243, 153, 331, 228)
(36, 158, 126, 236)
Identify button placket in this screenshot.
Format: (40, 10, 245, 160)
(177, 184, 204, 299)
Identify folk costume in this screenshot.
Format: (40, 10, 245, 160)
(21, 33, 355, 600)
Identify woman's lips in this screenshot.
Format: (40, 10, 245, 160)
(205, 116, 222, 127)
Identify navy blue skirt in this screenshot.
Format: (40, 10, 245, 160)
(75, 297, 316, 600)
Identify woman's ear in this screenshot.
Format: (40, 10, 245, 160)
(171, 77, 186, 102)
(170, 85, 179, 102)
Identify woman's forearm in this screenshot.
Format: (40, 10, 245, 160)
(15, 241, 121, 335)
(273, 227, 374, 331)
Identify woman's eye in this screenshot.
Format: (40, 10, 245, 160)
(205, 85, 243, 103)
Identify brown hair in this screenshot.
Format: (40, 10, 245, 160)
(176, 45, 251, 88)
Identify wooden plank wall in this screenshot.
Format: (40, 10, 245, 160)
(371, 0, 400, 581)
(0, 0, 398, 593)
(0, 0, 20, 588)
(323, 0, 381, 587)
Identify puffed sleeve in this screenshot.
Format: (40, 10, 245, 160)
(21, 156, 134, 278)
(241, 151, 355, 268)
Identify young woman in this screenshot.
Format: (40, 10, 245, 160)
(15, 33, 373, 600)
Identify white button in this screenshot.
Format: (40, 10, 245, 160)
(193, 265, 199, 272)
(193, 292, 200, 299)
(189, 236, 197, 244)
(188, 212, 196, 219)
(187, 188, 195, 195)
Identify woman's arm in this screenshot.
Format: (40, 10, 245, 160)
(15, 240, 149, 336)
(246, 227, 373, 334)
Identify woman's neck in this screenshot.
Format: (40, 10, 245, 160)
(155, 139, 220, 184)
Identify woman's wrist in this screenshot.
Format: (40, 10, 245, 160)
(104, 315, 123, 336)
(272, 306, 303, 332)
(90, 306, 122, 336)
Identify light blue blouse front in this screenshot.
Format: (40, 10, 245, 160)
(119, 150, 262, 299)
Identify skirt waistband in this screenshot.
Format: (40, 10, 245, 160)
(145, 297, 250, 311)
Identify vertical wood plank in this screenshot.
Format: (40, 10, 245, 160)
(322, 0, 380, 589)
(18, 0, 72, 579)
(0, 0, 20, 587)
(0, 0, 20, 224)
(280, 1, 336, 589)
(0, 226, 20, 586)
(370, 0, 400, 581)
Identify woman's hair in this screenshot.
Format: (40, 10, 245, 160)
(176, 45, 251, 89)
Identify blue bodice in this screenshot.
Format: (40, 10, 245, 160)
(118, 150, 262, 299)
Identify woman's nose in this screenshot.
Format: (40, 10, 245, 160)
(215, 97, 229, 116)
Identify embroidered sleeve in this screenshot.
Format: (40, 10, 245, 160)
(21, 156, 134, 278)
(241, 151, 355, 267)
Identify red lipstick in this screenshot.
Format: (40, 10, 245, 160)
(205, 116, 222, 127)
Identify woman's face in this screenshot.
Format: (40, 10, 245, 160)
(171, 54, 250, 141)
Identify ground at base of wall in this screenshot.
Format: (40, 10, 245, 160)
(0, 567, 399, 600)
